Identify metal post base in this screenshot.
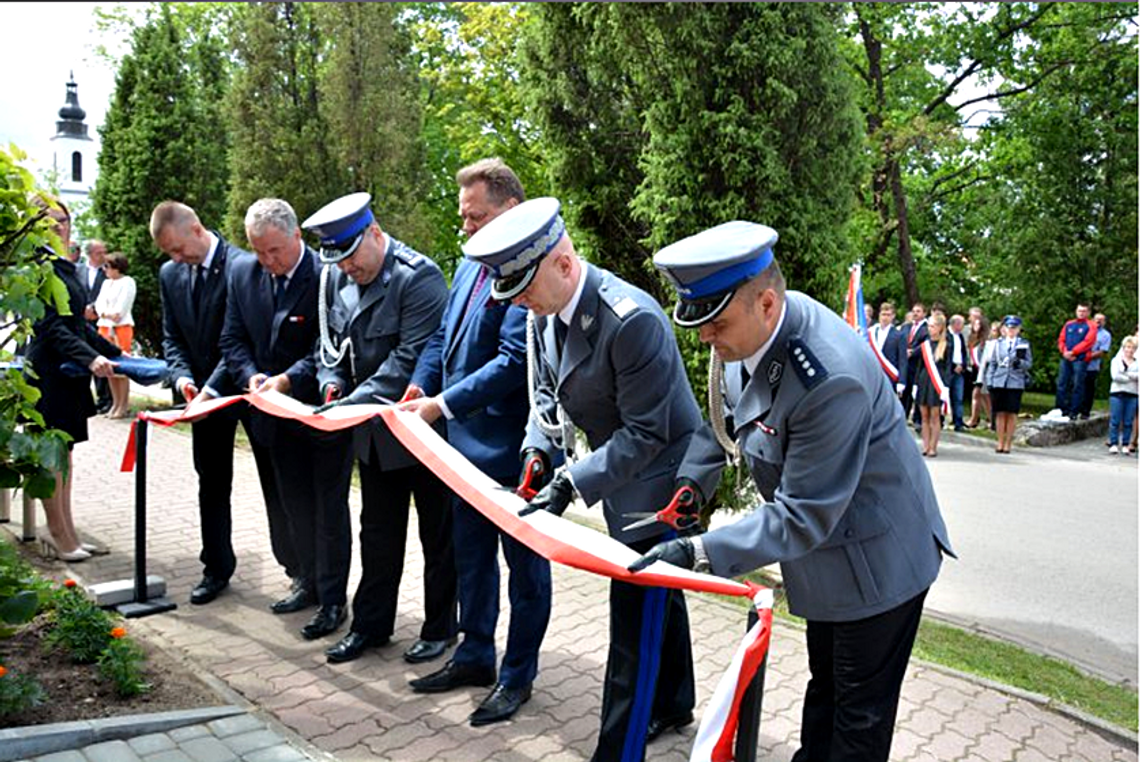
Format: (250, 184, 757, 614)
(117, 597, 177, 618)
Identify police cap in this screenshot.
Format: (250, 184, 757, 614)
(301, 192, 375, 264)
(652, 221, 778, 327)
(462, 197, 565, 301)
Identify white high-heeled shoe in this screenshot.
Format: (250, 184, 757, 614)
(37, 532, 92, 562)
(80, 542, 110, 556)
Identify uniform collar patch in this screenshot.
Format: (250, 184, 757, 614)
(767, 360, 783, 386)
(580, 313, 594, 332)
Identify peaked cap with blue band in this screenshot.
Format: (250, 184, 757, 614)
(461, 197, 566, 301)
(301, 192, 375, 264)
(653, 221, 779, 327)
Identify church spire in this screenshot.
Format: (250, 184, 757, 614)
(55, 72, 89, 139)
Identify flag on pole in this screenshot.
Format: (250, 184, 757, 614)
(842, 263, 868, 338)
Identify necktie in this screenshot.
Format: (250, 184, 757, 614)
(741, 364, 751, 389)
(555, 317, 568, 351)
(191, 265, 205, 310)
(464, 267, 489, 319)
(274, 275, 287, 309)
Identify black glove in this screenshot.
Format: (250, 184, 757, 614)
(628, 537, 695, 573)
(518, 469, 574, 517)
(312, 398, 346, 415)
(516, 448, 552, 499)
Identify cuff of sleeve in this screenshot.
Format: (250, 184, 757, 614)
(560, 466, 581, 500)
(176, 377, 191, 396)
(692, 536, 711, 574)
(436, 395, 455, 421)
(202, 386, 219, 399)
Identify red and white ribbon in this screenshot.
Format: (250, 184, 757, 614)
(869, 327, 899, 383)
(122, 391, 774, 759)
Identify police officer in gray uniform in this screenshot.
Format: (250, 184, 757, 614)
(631, 221, 955, 762)
(302, 193, 459, 666)
(464, 197, 698, 762)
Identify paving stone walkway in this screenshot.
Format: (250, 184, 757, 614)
(13, 412, 1137, 761)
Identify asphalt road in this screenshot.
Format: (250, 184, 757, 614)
(922, 429, 1138, 686)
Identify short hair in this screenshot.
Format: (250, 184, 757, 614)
(85, 239, 106, 255)
(105, 251, 129, 275)
(244, 198, 298, 237)
(1123, 335, 1138, 350)
(912, 301, 926, 312)
(456, 158, 525, 206)
(745, 259, 786, 298)
(150, 201, 200, 241)
(879, 301, 896, 313)
(33, 193, 70, 222)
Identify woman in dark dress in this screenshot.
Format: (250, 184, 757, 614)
(24, 197, 121, 561)
(914, 312, 953, 457)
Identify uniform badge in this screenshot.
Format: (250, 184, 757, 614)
(580, 313, 594, 332)
(767, 360, 783, 386)
(755, 419, 778, 436)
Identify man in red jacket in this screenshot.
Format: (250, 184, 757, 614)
(1052, 302, 1098, 421)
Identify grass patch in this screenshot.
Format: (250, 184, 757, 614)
(730, 570, 1138, 733)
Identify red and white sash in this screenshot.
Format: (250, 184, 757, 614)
(920, 340, 950, 414)
(869, 326, 899, 383)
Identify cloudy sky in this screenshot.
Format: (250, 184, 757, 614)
(0, 3, 128, 178)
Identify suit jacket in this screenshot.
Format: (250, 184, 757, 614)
(410, 259, 528, 481)
(524, 264, 702, 545)
(681, 291, 954, 622)
(76, 262, 106, 310)
(160, 232, 245, 395)
(902, 318, 929, 376)
(220, 243, 320, 408)
(870, 322, 907, 390)
(316, 235, 447, 468)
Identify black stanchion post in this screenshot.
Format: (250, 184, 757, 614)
(734, 606, 768, 762)
(115, 417, 176, 618)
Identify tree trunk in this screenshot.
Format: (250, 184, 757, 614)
(888, 156, 919, 306)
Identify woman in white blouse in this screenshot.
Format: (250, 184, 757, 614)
(95, 251, 136, 418)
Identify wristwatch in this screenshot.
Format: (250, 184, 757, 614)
(691, 536, 712, 574)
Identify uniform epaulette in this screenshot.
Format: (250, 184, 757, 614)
(392, 244, 423, 268)
(788, 338, 827, 390)
(602, 290, 640, 320)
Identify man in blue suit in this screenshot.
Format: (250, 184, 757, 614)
(869, 301, 907, 399)
(399, 159, 552, 727)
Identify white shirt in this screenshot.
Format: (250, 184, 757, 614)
(95, 276, 137, 327)
(743, 301, 788, 380)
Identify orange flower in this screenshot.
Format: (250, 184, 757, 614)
(0, 665, 7, 678)
(110, 627, 127, 639)
(63, 579, 77, 588)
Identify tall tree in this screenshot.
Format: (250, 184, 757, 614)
(224, 2, 340, 236)
(91, 5, 231, 353)
(316, 3, 431, 251)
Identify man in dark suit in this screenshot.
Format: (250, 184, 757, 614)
(901, 301, 929, 427)
(399, 159, 551, 727)
(303, 192, 456, 664)
(151, 202, 283, 606)
(218, 198, 340, 640)
(467, 198, 699, 762)
(77, 239, 112, 414)
(869, 301, 907, 399)
(634, 222, 954, 762)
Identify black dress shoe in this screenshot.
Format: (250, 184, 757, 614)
(409, 660, 496, 694)
(270, 582, 316, 614)
(325, 631, 389, 663)
(646, 711, 695, 742)
(403, 636, 457, 664)
(469, 683, 532, 726)
(300, 605, 347, 640)
(189, 575, 229, 605)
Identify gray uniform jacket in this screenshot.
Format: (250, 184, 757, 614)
(316, 235, 448, 469)
(681, 291, 955, 622)
(524, 264, 702, 545)
(984, 337, 1033, 390)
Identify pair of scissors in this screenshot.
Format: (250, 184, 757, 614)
(515, 456, 546, 501)
(622, 484, 699, 532)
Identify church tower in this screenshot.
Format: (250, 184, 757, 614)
(50, 72, 97, 206)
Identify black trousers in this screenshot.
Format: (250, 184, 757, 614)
(591, 535, 695, 762)
(309, 430, 354, 607)
(191, 403, 280, 582)
(791, 589, 927, 762)
(350, 456, 457, 641)
(257, 416, 318, 591)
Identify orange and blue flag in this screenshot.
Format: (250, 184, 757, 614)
(842, 264, 868, 338)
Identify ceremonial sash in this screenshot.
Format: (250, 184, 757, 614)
(920, 340, 950, 414)
(869, 327, 899, 383)
(121, 391, 772, 760)
(969, 344, 980, 369)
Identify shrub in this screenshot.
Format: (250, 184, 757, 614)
(45, 584, 115, 663)
(0, 538, 52, 638)
(0, 665, 46, 718)
(97, 629, 150, 698)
